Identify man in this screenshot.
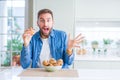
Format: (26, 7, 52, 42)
(20, 9, 84, 69)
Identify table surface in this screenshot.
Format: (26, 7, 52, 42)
(75, 55, 120, 61)
(0, 67, 120, 80)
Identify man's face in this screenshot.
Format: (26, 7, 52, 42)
(37, 13, 54, 38)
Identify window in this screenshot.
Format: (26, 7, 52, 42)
(0, 0, 25, 67)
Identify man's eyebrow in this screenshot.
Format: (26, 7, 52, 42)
(40, 18, 51, 19)
(40, 18, 44, 20)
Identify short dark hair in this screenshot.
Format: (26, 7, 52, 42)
(37, 9, 53, 20)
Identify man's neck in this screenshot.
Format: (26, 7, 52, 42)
(40, 33, 49, 39)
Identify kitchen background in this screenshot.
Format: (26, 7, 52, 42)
(0, 0, 120, 69)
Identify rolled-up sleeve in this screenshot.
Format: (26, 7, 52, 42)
(20, 45, 31, 69)
(62, 32, 75, 68)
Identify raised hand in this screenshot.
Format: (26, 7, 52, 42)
(67, 33, 84, 55)
(22, 27, 35, 47)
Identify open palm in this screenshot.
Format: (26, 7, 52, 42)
(67, 34, 84, 50)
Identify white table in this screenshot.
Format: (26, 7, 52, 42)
(0, 67, 120, 80)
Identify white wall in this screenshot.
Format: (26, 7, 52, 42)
(75, 0, 120, 19)
(33, 0, 75, 37)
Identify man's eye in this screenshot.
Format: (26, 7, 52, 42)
(40, 20, 45, 23)
(47, 19, 51, 22)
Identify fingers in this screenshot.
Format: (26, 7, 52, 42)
(74, 34, 85, 46)
(75, 33, 82, 40)
(75, 40, 83, 44)
(23, 32, 31, 37)
(76, 37, 85, 43)
(24, 27, 35, 35)
(68, 33, 84, 43)
(74, 33, 84, 42)
(67, 33, 85, 50)
(25, 27, 34, 31)
(25, 27, 32, 32)
(75, 34, 84, 43)
(74, 45, 81, 48)
(29, 27, 33, 29)
(22, 33, 31, 40)
(23, 31, 31, 38)
(23, 27, 35, 39)
(29, 27, 35, 32)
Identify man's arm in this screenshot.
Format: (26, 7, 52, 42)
(21, 27, 34, 69)
(62, 33, 75, 68)
(62, 32, 84, 68)
(20, 44, 32, 69)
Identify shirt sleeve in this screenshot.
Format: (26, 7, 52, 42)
(62, 32, 75, 68)
(20, 42, 32, 69)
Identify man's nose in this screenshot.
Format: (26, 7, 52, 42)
(44, 21, 48, 26)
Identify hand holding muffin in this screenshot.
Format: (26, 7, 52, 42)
(22, 27, 35, 47)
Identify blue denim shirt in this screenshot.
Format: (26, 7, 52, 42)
(20, 29, 74, 69)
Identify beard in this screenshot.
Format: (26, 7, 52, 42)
(40, 27, 52, 38)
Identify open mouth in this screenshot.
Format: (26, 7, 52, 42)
(43, 28, 49, 33)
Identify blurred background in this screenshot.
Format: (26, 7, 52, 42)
(0, 0, 120, 69)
